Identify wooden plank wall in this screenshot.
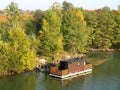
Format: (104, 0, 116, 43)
(68, 62, 84, 73)
(50, 67, 68, 76)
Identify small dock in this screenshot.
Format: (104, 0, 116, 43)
(49, 57, 92, 79)
(50, 68, 92, 79)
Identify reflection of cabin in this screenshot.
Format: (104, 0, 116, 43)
(50, 73, 92, 87)
(50, 58, 92, 79)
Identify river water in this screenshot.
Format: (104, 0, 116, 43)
(0, 52, 120, 90)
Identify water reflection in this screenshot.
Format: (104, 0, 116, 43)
(0, 71, 37, 90)
(49, 73, 92, 88)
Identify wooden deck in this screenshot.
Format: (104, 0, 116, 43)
(50, 68, 92, 79)
(50, 64, 92, 79)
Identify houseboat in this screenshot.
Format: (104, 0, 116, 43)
(50, 57, 92, 79)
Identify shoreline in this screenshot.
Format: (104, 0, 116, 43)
(87, 49, 120, 52)
(1, 49, 120, 77)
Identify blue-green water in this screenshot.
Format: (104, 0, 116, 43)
(0, 52, 120, 90)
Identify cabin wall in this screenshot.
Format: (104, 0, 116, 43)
(50, 67, 61, 75)
(68, 62, 84, 73)
(50, 66, 68, 76)
(61, 69, 69, 75)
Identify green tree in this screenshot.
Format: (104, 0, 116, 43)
(51, 2, 61, 11)
(9, 27, 35, 72)
(6, 2, 23, 27)
(84, 7, 116, 49)
(0, 27, 36, 74)
(62, 7, 90, 53)
(51, 2, 62, 19)
(0, 2, 36, 75)
(62, 1, 74, 11)
(84, 11, 98, 48)
(111, 10, 120, 49)
(38, 10, 63, 60)
(94, 7, 115, 49)
(0, 40, 9, 75)
(118, 5, 120, 14)
(34, 10, 45, 34)
(24, 17, 36, 35)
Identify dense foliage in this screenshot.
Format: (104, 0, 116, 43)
(38, 10, 63, 60)
(0, 1, 120, 75)
(84, 6, 120, 49)
(0, 2, 36, 75)
(62, 7, 90, 53)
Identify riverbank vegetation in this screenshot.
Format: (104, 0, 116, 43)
(0, 1, 120, 75)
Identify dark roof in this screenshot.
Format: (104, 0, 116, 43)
(61, 58, 85, 64)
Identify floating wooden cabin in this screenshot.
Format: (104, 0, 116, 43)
(50, 58, 92, 79)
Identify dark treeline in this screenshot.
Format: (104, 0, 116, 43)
(0, 1, 120, 75)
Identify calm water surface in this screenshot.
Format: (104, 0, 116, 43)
(0, 52, 120, 90)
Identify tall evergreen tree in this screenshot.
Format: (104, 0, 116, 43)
(38, 10, 63, 60)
